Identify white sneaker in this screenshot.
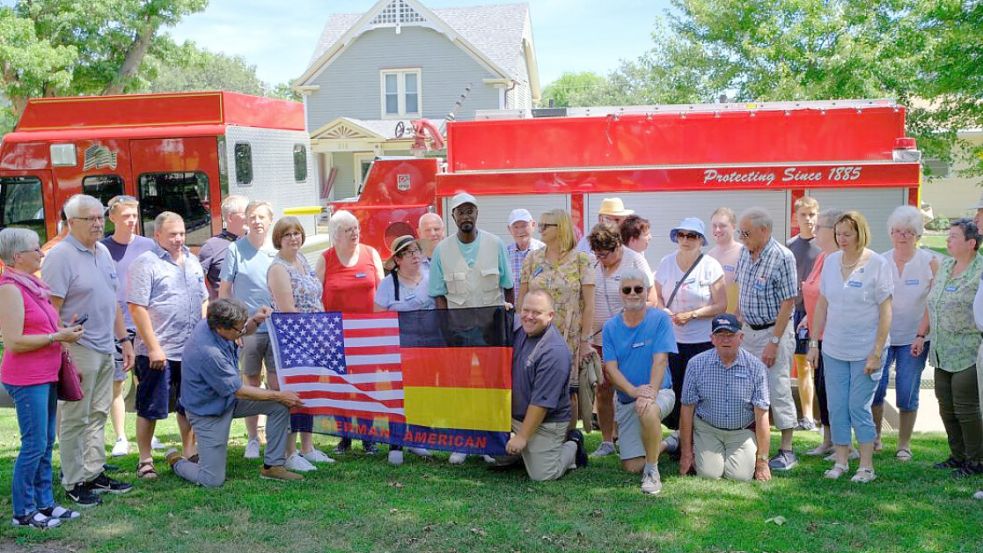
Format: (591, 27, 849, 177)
(973, 490, 983, 500)
(388, 450, 404, 466)
(448, 452, 468, 465)
(591, 441, 617, 457)
(482, 455, 497, 464)
(301, 448, 336, 464)
(407, 447, 432, 458)
(151, 436, 166, 450)
(111, 437, 129, 457)
(244, 438, 260, 459)
(641, 466, 663, 495)
(285, 453, 317, 472)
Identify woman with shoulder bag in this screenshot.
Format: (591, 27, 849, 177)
(0, 228, 84, 529)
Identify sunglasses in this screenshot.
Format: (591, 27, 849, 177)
(539, 223, 558, 229)
(621, 286, 645, 295)
(676, 231, 702, 241)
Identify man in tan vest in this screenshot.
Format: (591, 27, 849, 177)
(429, 192, 514, 310)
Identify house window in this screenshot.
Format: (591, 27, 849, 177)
(381, 69, 421, 118)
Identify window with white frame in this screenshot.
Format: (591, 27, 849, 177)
(381, 69, 421, 118)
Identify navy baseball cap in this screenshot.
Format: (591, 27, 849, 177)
(712, 314, 740, 334)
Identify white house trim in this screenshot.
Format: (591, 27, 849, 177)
(294, 0, 513, 88)
(379, 68, 423, 119)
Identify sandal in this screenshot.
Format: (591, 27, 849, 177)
(896, 448, 913, 462)
(806, 443, 834, 456)
(824, 463, 849, 480)
(851, 467, 877, 483)
(137, 461, 158, 480)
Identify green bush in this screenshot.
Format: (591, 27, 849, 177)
(925, 215, 951, 231)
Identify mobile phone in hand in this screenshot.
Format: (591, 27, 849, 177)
(75, 314, 89, 326)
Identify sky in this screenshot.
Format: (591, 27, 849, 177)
(166, 0, 672, 88)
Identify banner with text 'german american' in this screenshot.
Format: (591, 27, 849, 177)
(268, 307, 513, 455)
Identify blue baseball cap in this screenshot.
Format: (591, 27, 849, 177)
(712, 314, 741, 334)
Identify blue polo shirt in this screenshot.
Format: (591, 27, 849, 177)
(180, 320, 241, 417)
(602, 308, 677, 404)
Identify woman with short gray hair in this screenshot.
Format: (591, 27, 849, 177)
(0, 227, 84, 528)
(871, 205, 938, 460)
(315, 209, 384, 455)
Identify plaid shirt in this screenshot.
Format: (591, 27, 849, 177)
(507, 239, 545, 287)
(735, 238, 797, 326)
(681, 347, 770, 430)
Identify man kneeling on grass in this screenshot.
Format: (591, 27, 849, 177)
(602, 268, 677, 495)
(166, 298, 304, 486)
(504, 290, 588, 480)
(678, 314, 772, 482)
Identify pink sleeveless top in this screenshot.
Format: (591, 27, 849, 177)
(0, 277, 61, 386)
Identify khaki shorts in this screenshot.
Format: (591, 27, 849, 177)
(510, 419, 576, 481)
(241, 332, 276, 379)
(615, 388, 674, 461)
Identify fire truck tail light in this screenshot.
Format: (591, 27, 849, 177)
(893, 137, 921, 162)
(50, 144, 77, 167)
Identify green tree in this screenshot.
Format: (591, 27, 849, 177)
(540, 72, 608, 107)
(0, 0, 207, 117)
(141, 40, 265, 95)
(597, 0, 981, 174)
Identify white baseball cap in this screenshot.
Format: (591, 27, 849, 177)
(449, 192, 478, 212)
(507, 208, 534, 226)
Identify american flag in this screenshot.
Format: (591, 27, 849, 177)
(269, 311, 405, 422)
(82, 144, 118, 170)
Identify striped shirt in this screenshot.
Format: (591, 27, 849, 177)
(507, 239, 545, 287)
(681, 347, 769, 430)
(735, 238, 797, 326)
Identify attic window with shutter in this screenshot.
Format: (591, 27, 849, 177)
(370, 0, 426, 26)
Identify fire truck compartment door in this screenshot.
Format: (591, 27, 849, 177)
(805, 188, 907, 253)
(587, 191, 790, 270)
(443, 194, 572, 250)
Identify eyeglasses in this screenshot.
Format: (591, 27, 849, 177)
(73, 215, 105, 224)
(283, 231, 303, 240)
(676, 231, 701, 241)
(343, 226, 359, 235)
(736, 229, 752, 239)
(621, 286, 645, 295)
(398, 247, 421, 257)
(891, 229, 916, 238)
(232, 323, 247, 336)
(539, 223, 558, 229)
(593, 248, 616, 259)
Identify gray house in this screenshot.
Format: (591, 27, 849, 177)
(293, 0, 540, 202)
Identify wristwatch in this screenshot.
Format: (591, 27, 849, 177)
(756, 454, 769, 462)
(769, 335, 780, 345)
(808, 340, 819, 349)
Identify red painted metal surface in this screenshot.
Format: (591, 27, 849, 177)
(1, 125, 229, 146)
(15, 91, 304, 133)
(329, 158, 439, 257)
(446, 107, 907, 172)
(435, 163, 920, 197)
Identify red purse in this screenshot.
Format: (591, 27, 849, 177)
(57, 347, 84, 402)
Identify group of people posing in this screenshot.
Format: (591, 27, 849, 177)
(2, 189, 983, 530)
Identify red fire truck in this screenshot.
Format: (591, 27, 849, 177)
(340, 99, 921, 266)
(0, 91, 319, 248)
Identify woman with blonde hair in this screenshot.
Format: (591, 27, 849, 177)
(518, 209, 595, 433)
(807, 211, 893, 483)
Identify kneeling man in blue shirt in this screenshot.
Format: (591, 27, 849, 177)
(506, 290, 588, 480)
(167, 298, 304, 486)
(679, 314, 772, 482)
(602, 267, 677, 495)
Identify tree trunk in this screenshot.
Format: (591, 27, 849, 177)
(103, 19, 155, 95)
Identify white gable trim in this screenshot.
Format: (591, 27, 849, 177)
(310, 118, 385, 141)
(294, 0, 513, 88)
(523, 37, 541, 102)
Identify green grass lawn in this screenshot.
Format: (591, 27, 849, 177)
(0, 411, 981, 553)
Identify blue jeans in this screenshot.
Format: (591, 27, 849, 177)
(872, 343, 929, 411)
(4, 383, 57, 517)
(822, 354, 882, 446)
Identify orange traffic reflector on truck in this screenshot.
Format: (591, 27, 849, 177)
(283, 206, 326, 216)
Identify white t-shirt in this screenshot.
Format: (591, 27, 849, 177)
(820, 251, 894, 361)
(655, 253, 725, 344)
(883, 248, 934, 345)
